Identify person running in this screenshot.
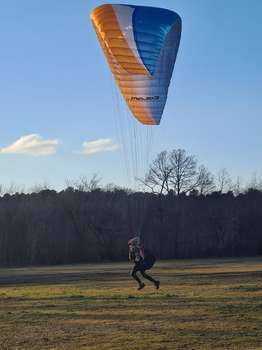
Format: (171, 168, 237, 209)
(128, 236, 160, 290)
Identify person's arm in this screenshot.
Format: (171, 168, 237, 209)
(129, 250, 133, 261)
(139, 247, 145, 260)
(129, 245, 135, 261)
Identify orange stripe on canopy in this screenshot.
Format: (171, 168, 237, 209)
(91, 4, 157, 125)
(91, 4, 149, 75)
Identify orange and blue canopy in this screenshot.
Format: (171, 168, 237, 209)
(91, 4, 182, 125)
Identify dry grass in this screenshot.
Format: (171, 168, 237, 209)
(1, 257, 262, 349)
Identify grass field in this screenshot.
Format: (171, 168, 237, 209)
(1, 258, 262, 349)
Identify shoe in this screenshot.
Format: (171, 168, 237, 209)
(138, 283, 145, 290)
(155, 281, 160, 289)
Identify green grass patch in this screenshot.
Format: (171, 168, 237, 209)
(0, 258, 262, 349)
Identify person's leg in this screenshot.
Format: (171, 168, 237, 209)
(131, 265, 145, 289)
(140, 269, 160, 289)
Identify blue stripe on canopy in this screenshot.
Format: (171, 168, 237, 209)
(132, 6, 180, 75)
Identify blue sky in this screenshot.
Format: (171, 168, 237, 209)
(0, 0, 261, 190)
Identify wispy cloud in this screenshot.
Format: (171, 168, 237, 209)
(81, 138, 119, 156)
(0, 134, 59, 156)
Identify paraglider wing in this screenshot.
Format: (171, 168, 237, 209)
(91, 4, 182, 125)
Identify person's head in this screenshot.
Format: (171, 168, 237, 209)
(128, 236, 140, 247)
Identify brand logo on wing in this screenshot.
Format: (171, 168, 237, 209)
(129, 96, 160, 102)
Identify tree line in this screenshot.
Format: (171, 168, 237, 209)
(0, 149, 262, 266)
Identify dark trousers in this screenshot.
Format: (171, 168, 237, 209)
(131, 261, 157, 285)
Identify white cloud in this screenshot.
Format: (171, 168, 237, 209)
(81, 138, 119, 156)
(0, 134, 59, 156)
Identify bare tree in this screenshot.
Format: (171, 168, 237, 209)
(169, 149, 197, 195)
(142, 149, 206, 195)
(217, 168, 232, 193)
(247, 173, 262, 191)
(65, 174, 101, 192)
(104, 183, 120, 192)
(143, 151, 173, 194)
(0, 184, 3, 197)
(4, 182, 25, 195)
(196, 165, 215, 195)
(232, 176, 243, 196)
(29, 181, 52, 194)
